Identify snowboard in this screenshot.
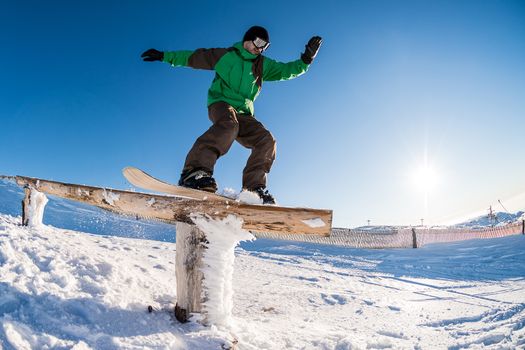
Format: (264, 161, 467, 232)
(122, 166, 333, 236)
(123, 166, 230, 202)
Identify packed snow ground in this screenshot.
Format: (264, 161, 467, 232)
(1, 179, 525, 349)
(1, 211, 525, 349)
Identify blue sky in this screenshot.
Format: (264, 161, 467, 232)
(1, 0, 524, 227)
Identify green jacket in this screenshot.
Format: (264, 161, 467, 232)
(163, 42, 309, 115)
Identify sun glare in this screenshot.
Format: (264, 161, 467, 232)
(413, 164, 438, 192)
(408, 154, 442, 224)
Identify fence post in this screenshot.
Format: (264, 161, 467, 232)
(21, 187, 31, 226)
(411, 228, 418, 248)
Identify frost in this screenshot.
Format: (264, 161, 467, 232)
(302, 217, 326, 228)
(192, 214, 255, 328)
(76, 188, 90, 196)
(102, 189, 120, 206)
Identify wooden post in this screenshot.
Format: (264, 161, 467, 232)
(174, 222, 207, 323)
(522, 220, 524, 235)
(411, 228, 418, 248)
(21, 187, 31, 226)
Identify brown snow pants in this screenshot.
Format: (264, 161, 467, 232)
(182, 101, 277, 190)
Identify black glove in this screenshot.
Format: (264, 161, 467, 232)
(301, 36, 323, 64)
(141, 48, 164, 62)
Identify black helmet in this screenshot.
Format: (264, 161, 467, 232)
(243, 26, 270, 43)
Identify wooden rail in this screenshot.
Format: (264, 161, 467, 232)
(15, 176, 332, 236)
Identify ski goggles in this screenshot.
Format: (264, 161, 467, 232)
(252, 37, 270, 51)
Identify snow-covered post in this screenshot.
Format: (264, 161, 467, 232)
(174, 214, 254, 327)
(21, 187, 48, 227)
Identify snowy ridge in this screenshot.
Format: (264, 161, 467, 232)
(452, 210, 525, 229)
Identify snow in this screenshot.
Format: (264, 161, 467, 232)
(102, 190, 120, 206)
(192, 214, 254, 328)
(219, 188, 239, 200)
(452, 210, 524, 229)
(302, 217, 326, 228)
(236, 190, 263, 205)
(26, 188, 48, 227)
(1, 179, 525, 349)
(222, 188, 276, 205)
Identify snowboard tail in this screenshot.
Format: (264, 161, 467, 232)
(123, 166, 227, 202)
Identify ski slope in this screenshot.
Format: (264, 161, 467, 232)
(1, 180, 524, 349)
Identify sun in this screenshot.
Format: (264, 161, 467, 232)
(412, 163, 438, 192)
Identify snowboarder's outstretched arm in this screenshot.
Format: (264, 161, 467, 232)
(262, 36, 323, 82)
(141, 48, 231, 70)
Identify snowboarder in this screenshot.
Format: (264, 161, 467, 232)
(141, 26, 322, 204)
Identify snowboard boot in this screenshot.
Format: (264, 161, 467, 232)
(250, 186, 276, 205)
(178, 169, 218, 193)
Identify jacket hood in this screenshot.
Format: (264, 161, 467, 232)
(233, 42, 259, 60)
